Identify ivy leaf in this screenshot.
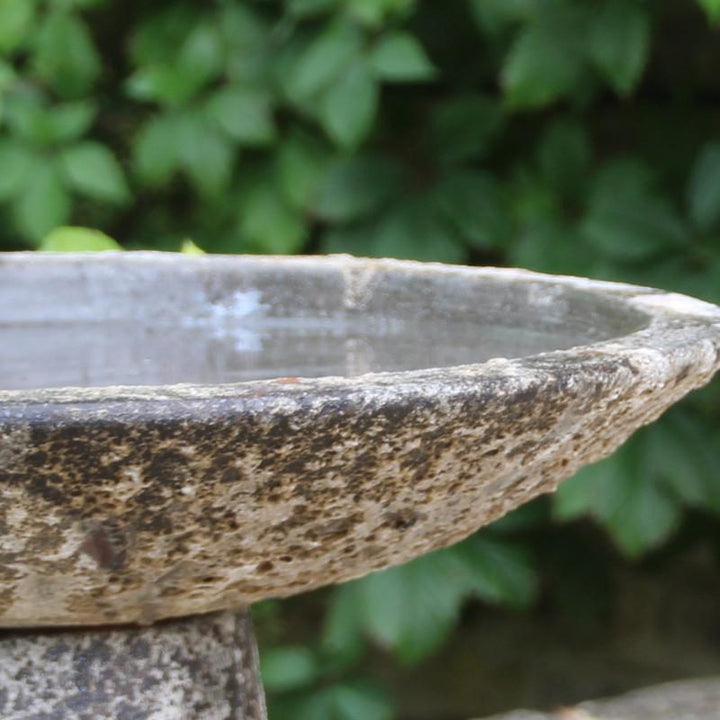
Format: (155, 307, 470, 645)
(60, 141, 129, 203)
(40, 226, 120, 252)
(320, 62, 378, 148)
(32, 10, 101, 96)
(588, 0, 650, 96)
(14, 163, 71, 241)
(370, 32, 436, 82)
(687, 142, 720, 233)
(206, 88, 276, 146)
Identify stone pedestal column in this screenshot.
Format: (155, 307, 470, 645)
(0, 610, 266, 720)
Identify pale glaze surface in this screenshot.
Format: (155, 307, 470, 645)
(0, 254, 719, 626)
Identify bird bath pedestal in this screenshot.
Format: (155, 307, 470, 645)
(1, 253, 719, 719)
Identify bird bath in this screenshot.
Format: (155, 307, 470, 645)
(1, 252, 719, 719)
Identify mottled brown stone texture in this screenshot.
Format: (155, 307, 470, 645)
(0, 254, 719, 627)
(0, 609, 265, 719)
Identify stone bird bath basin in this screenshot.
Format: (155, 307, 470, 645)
(1, 252, 719, 718)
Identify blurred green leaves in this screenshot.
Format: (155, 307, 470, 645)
(555, 409, 720, 556)
(323, 536, 537, 665)
(2, 1, 720, 716)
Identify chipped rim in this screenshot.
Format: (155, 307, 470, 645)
(1, 251, 719, 410)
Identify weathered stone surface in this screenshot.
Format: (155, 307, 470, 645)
(0, 254, 719, 626)
(0, 609, 265, 719)
(481, 677, 720, 719)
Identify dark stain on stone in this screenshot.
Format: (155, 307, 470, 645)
(79, 526, 126, 571)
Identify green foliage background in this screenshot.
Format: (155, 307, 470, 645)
(2, 0, 720, 716)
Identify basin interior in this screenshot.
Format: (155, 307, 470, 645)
(0, 256, 649, 391)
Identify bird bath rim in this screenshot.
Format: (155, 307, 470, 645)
(0, 251, 718, 406)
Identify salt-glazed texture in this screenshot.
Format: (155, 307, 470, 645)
(0, 253, 719, 627)
(0, 610, 265, 719)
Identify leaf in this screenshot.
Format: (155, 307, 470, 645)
(647, 410, 720, 513)
(0, 141, 35, 200)
(40, 226, 120, 251)
(238, 180, 306, 254)
(435, 171, 513, 249)
(3, 96, 95, 145)
(288, 0, 341, 18)
(126, 65, 205, 108)
(312, 155, 405, 222)
(555, 436, 684, 557)
(536, 118, 591, 198)
(260, 646, 319, 693)
(287, 683, 393, 720)
(357, 551, 468, 663)
(327, 535, 537, 664)
(588, 0, 650, 96)
(60, 142, 129, 203)
(345, 0, 415, 27)
(14, 163, 71, 241)
(469, 0, 537, 34)
(276, 131, 333, 211)
(180, 117, 234, 196)
(324, 198, 466, 263)
(320, 62, 378, 148)
(453, 536, 539, 608)
(581, 159, 688, 261)
(48, 101, 97, 143)
(32, 10, 101, 96)
(323, 584, 367, 665)
(370, 32, 436, 82)
(687, 142, 720, 233)
(207, 88, 276, 146)
(178, 21, 223, 83)
(133, 113, 183, 186)
(287, 22, 363, 103)
(429, 94, 502, 166)
(697, 0, 720, 25)
(0, 0, 35, 53)
(502, 19, 582, 109)
(130, 4, 199, 66)
(180, 238, 205, 255)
